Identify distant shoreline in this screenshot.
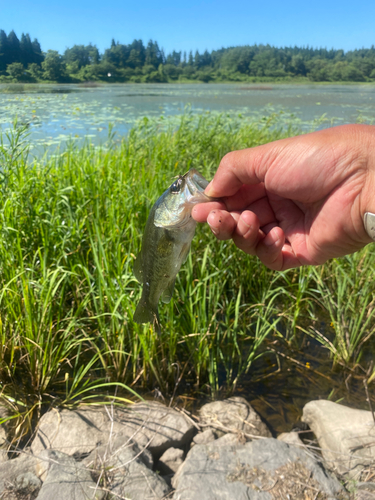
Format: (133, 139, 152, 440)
(1, 79, 375, 88)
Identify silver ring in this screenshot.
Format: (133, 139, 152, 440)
(363, 212, 375, 240)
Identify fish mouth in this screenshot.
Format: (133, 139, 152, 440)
(185, 169, 211, 201)
(154, 169, 218, 229)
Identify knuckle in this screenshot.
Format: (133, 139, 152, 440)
(219, 151, 237, 171)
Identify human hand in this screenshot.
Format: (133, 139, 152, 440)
(193, 124, 375, 270)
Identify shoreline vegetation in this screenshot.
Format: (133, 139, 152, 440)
(0, 110, 374, 443)
(1, 29, 375, 85)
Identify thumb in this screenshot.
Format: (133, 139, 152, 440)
(205, 141, 283, 198)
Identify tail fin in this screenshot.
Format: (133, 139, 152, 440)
(133, 298, 161, 334)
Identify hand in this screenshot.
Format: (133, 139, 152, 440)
(193, 124, 375, 270)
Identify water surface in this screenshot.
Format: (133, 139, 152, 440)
(1, 83, 374, 152)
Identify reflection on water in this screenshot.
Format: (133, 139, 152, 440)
(238, 335, 371, 434)
(0, 83, 375, 153)
(183, 333, 375, 435)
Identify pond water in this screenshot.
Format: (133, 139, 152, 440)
(1, 83, 375, 152)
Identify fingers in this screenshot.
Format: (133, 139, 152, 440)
(256, 226, 285, 270)
(192, 201, 225, 223)
(201, 208, 306, 270)
(206, 209, 239, 240)
(232, 210, 262, 254)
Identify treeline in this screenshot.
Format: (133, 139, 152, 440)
(1, 29, 375, 83)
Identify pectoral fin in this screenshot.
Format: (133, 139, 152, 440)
(133, 252, 143, 282)
(161, 277, 176, 304)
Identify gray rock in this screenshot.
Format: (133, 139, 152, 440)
(156, 447, 184, 475)
(172, 437, 346, 500)
(355, 491, 375, 500)
(212, 432, 245, 446)
(192, 428, 217, 445)
(277, 431, 305, 447)
(302, 400, 375, 477)
(31, 402, 195, 458)
(0, 404, 10, 463)
(36, 449, 104, 500)
(83, 435, 170, 499)
(199, 397, 272, 438)
(0, 453, 41, 498)
(82, 436, 154, 470)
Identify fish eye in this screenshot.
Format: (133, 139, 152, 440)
(171, 177, 183, 194)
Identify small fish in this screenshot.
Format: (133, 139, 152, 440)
(133, 169, 216, 332)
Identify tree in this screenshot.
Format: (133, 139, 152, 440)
(20, 33, 34, 67)
(0, 30, 9, 70)
(27, 62, 42, 81)
(145, 40, 163, 68)
(32, 38, 44, 65)
(7, 30, 21, 64)
(42, 50, 67, 81)
(166, 50, 181, 66)
(7, 62, 25, 80)
(64, 44, 100, 70)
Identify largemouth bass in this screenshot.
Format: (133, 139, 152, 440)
(133, 169, 216, 332)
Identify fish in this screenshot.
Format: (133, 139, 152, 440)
(133, 168, 216, 332)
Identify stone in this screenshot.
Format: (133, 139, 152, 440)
(82, 435, 170, 499)
(0, 453, 41, 498)
(192, 428, 217, 445)
(36, 449, 104, 500)
(172, 437, 346, 500)
(277, 431, 305, 447)
(82, 436, 154, 471)
(156, 447, 184, 475)
(0, 404, 10, 463)
(31, 401, 195, 459)
(355, 491, 375, 500)
(199, 397, 272, 438)
(302, 400, 375, 477)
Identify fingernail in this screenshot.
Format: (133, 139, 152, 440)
(205, 181, 215, 197)
(207, 221, 219, 236)
(264, 232, 279, 247)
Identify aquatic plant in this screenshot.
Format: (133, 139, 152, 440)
(0, 111, 374, 442)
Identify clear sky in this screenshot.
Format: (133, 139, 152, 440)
(2, 0, 374, 56)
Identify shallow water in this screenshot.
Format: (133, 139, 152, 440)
(176, 333, 375, 435)
(1, 83, 375, 152)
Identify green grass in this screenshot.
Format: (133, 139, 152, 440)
(0, 110, 374, 440)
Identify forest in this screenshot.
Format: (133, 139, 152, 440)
(1, 29, 375, 83)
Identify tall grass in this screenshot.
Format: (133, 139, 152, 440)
(0, 110, 374, 436)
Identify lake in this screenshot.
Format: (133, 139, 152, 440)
(0, 82, 375, 152)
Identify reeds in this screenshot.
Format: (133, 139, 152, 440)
(0, 110, 374, 435)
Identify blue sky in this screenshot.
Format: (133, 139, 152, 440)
(2, 0, 375, 56)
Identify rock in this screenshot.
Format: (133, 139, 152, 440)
(0, 453, 41, 498)
(192, 428, 217, 445)
(199, 397, 272, 438)
(0, 404, 10, 462)
(172, 437, 346, 500)
(277, 431, 305, 447)
(36, 449, 104, 500)
(213, 432, 245, 446)
(302, 400, 375, 477)
(31, 401, 195, 459)
(82, 436, 154, 470)
(82, 435, 170, 499)
(355, 491, 375, 500)
(156, 447, 184, 475)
